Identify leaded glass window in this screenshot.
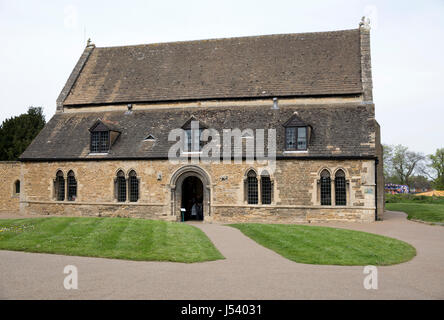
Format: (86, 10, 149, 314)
(320, 170, 331, 206)
(129, 170, 139, 202)
(67, 171, 77, 201)
(185, 128, 203, 152)
(285, 126, 307, 150)
(297, 127, 307, 150)
(285, 127, 296, 150)
(55, 171, 65, 201)
(261, 174, 272, 205)
(335, 170, 346, 206)
(91, 131, 110, 153)
(247, 170, 258, 205)
(117, 171, 126, 202)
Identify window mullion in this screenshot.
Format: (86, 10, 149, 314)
(258, 178, 262, 205)
(126, 178, 129, 203)
(65, 177, 68, 201)
(295, 128, 298, 150)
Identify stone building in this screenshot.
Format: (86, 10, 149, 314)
(0, 22, 384, 223)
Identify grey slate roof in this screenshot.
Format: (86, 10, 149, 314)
(20, 104, 376, 160)
(62, 29, 363, 106)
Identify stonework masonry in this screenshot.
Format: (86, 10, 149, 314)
(0, 162, 21, 213)
(1, 159, 377, 223)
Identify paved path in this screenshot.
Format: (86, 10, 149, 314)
(0, 211, 443, 299)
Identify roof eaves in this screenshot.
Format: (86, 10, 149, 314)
(62, 92, 364, 108)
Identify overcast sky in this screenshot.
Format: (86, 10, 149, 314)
(0, 0, 443, 155)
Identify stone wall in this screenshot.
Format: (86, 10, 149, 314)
(375, 120, 385, 220)
(13, 159, 377, 222)
(0, 162, 21, 213)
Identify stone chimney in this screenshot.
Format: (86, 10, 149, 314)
(359, 16, 373, 103)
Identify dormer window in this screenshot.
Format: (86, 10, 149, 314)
(283, 113, 311, 151)
(144, 134, 156, 141)
(185, 128, 203, 152)
(182, 116, 207, 152)
(91, 131, 110, 153)
(285, 127, 307, 150)
(89, 119, 120, 154)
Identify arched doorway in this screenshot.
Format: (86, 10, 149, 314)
(181, 176, 204, 221)
(170, 165, 211, 222)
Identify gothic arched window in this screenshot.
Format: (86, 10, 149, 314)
(261, 171, 272, 205)
(67, 170, 77, 201)
(335, 170, 346, 206)
(55, 170, 65, 201)
(116, 170, 127, 202)
(320, 170, 331, 206)
(246, 170, 258, 205)
(129, 170, 139, 202)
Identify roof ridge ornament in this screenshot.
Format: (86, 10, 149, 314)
(359, 16, 371, 30)
(86, 38, 95, 48)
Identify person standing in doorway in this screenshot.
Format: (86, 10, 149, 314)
(197, 201, 203, 220)
(191, 198, 198, 220)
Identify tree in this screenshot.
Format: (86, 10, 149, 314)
(429, 148, 444, 190)
(0, 107, 46, 161)
(390, 144, 425, 186)
(409, 175, 432, 191)
(382, 144, 394, 179)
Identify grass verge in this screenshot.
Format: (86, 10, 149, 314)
(385, 193, 444, 223)
(229, 223, 416, 266)
(0, 217, 224, 263)
(385, 203, 444, 223)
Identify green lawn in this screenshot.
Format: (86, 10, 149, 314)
(0, 217, 224, 263)
(386, 203, 444, 223)
(229, 223, 416, 266)
(385, 193, 444, 223)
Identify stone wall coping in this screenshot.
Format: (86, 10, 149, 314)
(22, 200, 166, 207)
(212, 204, 376, 210)
(21, 201, 376, 211)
